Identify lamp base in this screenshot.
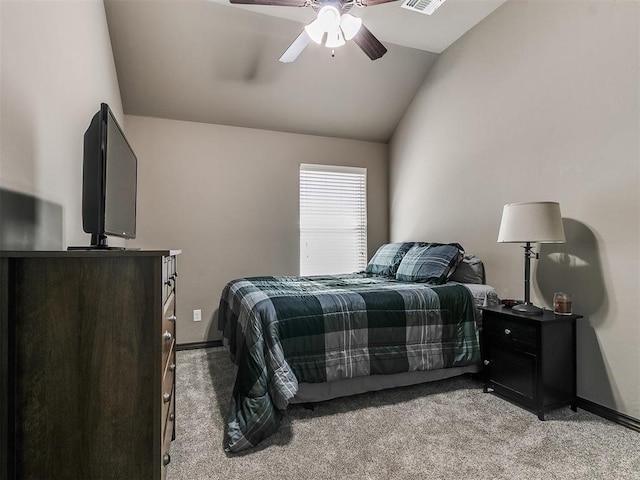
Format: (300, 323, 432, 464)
(512, 302, 543, 315)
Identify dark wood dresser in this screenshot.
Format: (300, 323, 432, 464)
(0, 250, 180, 479)
(480, 305, 582, 420)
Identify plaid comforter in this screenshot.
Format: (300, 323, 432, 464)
(218, 273, 480, 452)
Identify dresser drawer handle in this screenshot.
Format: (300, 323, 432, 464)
(169, 363, 176, 372)
(504, 328, 511, 335)
(169, 412, 175, 422)
(163, 453, 171, 466)
(168, 315, 177, 322)
(163, 392, 171, 404)
(163, 331, 173, 341)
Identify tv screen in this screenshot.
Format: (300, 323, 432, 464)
(104, 110, 137, 238)
(78, 103, 137, 249)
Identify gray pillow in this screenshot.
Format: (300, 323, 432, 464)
(395, 243, 464, 284)
(365, 242, 415, 276)
(449, 254, 486, 284)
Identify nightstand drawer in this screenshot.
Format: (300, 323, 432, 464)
(485, 317, 536, 352)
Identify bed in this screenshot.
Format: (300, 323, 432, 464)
(218, 242, 500, 452)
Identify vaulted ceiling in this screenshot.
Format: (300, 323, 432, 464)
(104, 0, 504, 143)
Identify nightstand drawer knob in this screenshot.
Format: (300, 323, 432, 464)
(163, 453, 171, 466)
(163, 392, 171, 404)
(483, 360, 490, 366)
(504, 328, 511, 335)
(163, 331, 173, 341)
(169, 412, 175, 422)
(168, 315, 177, 322)
(169, 363, 176, 372)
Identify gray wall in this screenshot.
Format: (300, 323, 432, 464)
(125, 115, 389, 344)
(0, 0, 124, 249)
(390, 1, 639, 419)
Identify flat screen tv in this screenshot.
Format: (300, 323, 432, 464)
(72, 103, 137, 250)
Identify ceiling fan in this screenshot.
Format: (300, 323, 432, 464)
(229, 0, 398, 63)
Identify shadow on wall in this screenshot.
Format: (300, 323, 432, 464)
(537, 218, 607, 319)
(0, 188, 64, 250)
(536, 218, 614, 406)
(208, 308, 222, 343)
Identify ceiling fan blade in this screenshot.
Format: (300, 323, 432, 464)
(229, 0, 307, 6)
(279, 30, 312, 63)
(357, 0, 399, 6)
(352, 25, 387, 60)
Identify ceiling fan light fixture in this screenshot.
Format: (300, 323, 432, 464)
(325, 28, 346, 48)
(340, 14, 362, 41)
(305, 5, 341, 45)
(240, 0, 391, 63)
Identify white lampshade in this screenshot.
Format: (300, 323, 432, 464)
(340, 14, 362, 41)
(498, 202, 566, 243)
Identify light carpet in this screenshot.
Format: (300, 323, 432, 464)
(167, 347, 639, 480)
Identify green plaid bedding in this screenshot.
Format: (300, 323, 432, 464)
(218, 273, 480, 452)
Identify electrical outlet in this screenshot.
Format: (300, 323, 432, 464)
(193, 309, 202, 322)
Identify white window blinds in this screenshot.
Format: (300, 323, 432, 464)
(300, 164, 367, 276)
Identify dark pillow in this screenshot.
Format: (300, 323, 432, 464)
(449, 254, 485, 284)
(365, 242, 415, 276)
(396, 243, 464, 284)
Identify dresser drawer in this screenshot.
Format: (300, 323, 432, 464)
(160, 386, 175, 479)
(162, 256, 177, 304)
(162, 292, 176, 332)
(162, 293, 176, 368)
(485, 317, 536, 352)
(161, 345, 175, 427)
(163, 386, 175, 448)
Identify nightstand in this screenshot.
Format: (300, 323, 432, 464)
(480, 305, 583, 420)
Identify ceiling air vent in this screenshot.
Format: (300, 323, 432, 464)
(401, 0, 446, 15)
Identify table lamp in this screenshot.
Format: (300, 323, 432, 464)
(498, 201, 566, 314)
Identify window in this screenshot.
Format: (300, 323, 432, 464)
(300, 164, 367, 275)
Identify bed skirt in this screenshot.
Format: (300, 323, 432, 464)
(290, 364, 481, 404)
